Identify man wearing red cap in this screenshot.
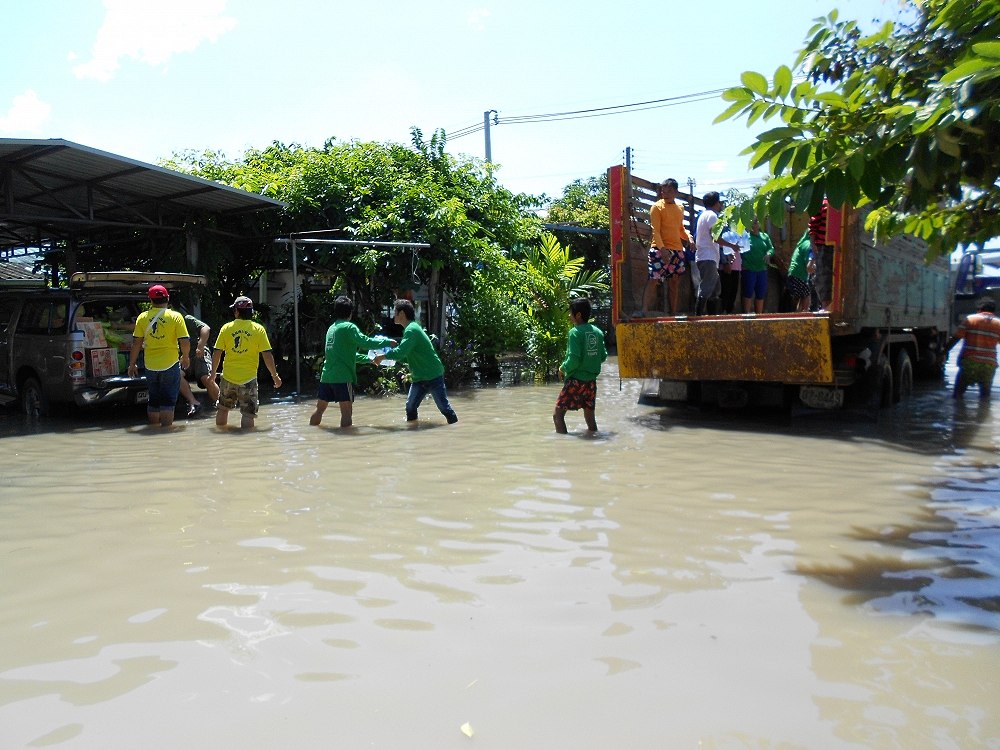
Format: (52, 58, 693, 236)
(127, 284, 190, 426)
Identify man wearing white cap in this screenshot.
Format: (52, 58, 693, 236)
(127, 284, 190, 427)
(209, 296, 282, 429)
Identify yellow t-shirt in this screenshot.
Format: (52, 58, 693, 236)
(650, 198, 692, 251)
(214, 318, 272, 385)
(133, 307, 187, 371)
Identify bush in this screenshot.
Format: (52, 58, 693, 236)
(438, 337, 478, 386)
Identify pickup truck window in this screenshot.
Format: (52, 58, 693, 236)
(0, 299, 16, 334)
(17, 300, 68, 335)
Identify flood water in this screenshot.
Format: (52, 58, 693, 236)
(1, 357, 998, 749)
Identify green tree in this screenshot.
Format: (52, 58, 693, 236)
(715, 0, 1000, 257)
(164, 131, 543, 355)
(544, 174, 611, 279)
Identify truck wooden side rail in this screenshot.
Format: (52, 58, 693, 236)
(609, 165, 953, 410)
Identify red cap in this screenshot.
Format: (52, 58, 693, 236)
(148, 284, 169, 301)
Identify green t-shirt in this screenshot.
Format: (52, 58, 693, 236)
(383, 321, 444, 382)
(320, 319, 389, 384)
(214, 318, 272, 385)
(788, 230, 812, 281)
(561, 322, 607, 382)
(184, 313, 208, 343)
(742, 231, 774, 272)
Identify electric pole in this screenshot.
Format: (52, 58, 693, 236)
(686, 177, 698, 232)
(484, 110, 498, 162)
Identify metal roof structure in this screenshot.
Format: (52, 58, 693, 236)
(0, 138, 284, 258)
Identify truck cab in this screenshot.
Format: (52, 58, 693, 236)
(0, 272, 207, 416)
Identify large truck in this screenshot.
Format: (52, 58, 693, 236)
(608, 166, 953, 410)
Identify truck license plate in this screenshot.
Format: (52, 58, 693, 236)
(799, 385, 844, 409)
(136, 390, 148, 404)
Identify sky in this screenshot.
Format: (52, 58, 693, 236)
(2, 0, 903, 203)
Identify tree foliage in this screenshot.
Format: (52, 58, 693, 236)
(163, 130, 542, 332)
(715, 0, 1000, 256)
(164, 132, 610, 378)
(544, 174, 611, 278)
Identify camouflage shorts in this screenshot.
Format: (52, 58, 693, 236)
(218, 377, 259, 417)
(957, 359, 997, 388)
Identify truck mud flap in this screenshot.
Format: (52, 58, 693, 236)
(616, 315, 834, 384)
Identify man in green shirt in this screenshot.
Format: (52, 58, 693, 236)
(178, 312, 221, 416)
(374, 299, 458, 425)
(784, 230, 815, 312)
(554, 297, 608, 434)
(741, 219, 775, 314)
(310, 296, 393, 428)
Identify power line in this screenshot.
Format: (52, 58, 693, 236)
(501, 89, 727, 124)
(445, 123, 484, 141)
(444, 86, 729, 142)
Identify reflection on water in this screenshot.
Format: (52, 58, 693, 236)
(0, 357, 998, 748)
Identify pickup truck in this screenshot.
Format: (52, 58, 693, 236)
(0, 271, 207, 416)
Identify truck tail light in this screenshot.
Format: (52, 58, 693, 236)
(69, 347, 86, 380)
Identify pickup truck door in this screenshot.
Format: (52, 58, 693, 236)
(0, 298, 19, 395)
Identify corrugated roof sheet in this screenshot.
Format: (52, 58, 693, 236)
(0, 138, 284, 254)
(0, 260, 46, 286)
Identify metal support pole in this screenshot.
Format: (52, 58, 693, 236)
(291, 239, 301, 402)
(275, 235, 431, 404)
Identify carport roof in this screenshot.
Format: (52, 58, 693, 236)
(0, 138, 284, 256)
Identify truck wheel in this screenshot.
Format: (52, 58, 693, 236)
(893, 350, 914, 403)
(865, 359, 893, 411)
(20, 376, 49, 418)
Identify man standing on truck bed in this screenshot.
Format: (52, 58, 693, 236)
(694, 192, 742, 316)
(948, 298, 1000, 401)
(642, 178, 692, 317)
(127, 284, 190, 427)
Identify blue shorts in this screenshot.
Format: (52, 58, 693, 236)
(317, 382, 354, 403)
(741, 269, 768, 300)
(146, 362, 181, 413)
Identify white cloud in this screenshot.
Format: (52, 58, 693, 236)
(467, 8, 491, 32)
(0, 90, 52, 133)
(73, 0, 237, 82)
(707, 160, 729, 173)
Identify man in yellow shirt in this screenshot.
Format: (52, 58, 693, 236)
(210, 296, 282, 429)
(642, 178, 693, 316)
(128, 284, 190, 427)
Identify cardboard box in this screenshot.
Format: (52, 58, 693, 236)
(78, 321, 107, 348)
(90, 347, 119, 377)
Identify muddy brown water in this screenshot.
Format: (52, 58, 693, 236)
(1, 357, 998, 749)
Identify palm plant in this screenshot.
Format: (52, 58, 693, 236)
(522, 233, 609, 379)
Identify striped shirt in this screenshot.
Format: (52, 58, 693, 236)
(808, 199, 829, 245)
(955, 312, 1000, 365)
